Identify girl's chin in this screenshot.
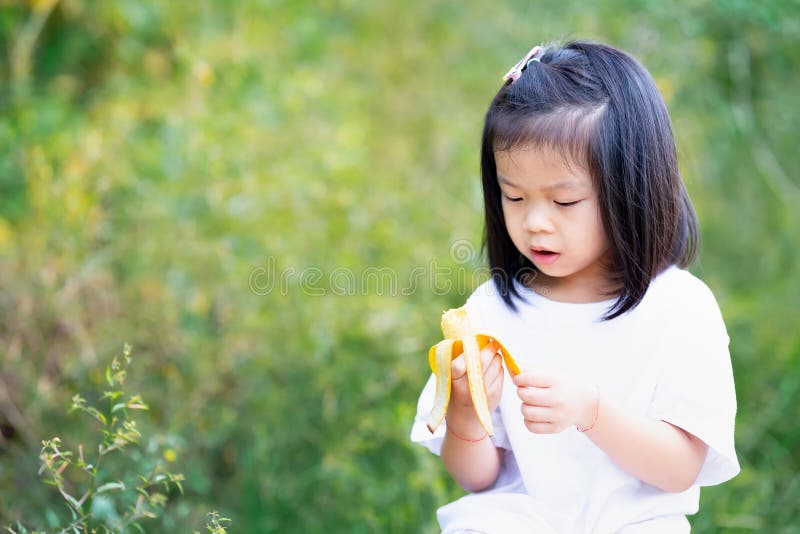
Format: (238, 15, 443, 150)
(527, 264, 562, 284)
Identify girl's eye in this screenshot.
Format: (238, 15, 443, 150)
(504, 195, 523, 202)
(555, 200, 581, 207)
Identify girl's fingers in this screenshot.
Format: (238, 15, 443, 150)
(520, 403, 551, 423)
(451, 353, 467, 381)
(524, 421, 559, 435)
(453, 344, 504, 406)
(453, 340, 499, 382)
(481, 341, 502, 382)
(517, 385, 548, 406)
(485, 358, 504, 391)
(483, 353, 502, 382)
(481, 341, 500, 367)
(513, 369, 553, 388)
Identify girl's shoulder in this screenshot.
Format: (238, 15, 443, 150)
(463, 278, 500, 318)
(649, 265, 720, 307)
(466, 278, 500, 304)
(647, 265, 728, 334)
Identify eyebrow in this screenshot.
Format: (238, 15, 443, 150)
(497, 175, 586, 191)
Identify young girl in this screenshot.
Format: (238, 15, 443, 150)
(410, 40, 740, 533)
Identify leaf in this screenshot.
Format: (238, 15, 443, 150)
(62, 491, 82, 513)
(96, 481, 126, 493)
(86, 407, 107, 425)
(126, 395, 149, 410)
(69, 395, 86, 413)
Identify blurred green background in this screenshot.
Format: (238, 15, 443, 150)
(1, 0, 798, 531)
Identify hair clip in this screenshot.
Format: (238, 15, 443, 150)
(502, 45, 543, 83)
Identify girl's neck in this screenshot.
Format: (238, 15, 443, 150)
(522, 271, 620, 304)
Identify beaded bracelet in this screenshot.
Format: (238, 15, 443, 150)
(445, 418, 488, 443)
(577, 387, 600, 433)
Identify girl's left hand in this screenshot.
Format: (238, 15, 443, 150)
(512, 368, 598, 434)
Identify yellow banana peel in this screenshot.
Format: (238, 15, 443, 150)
(426, 306, 520, 436)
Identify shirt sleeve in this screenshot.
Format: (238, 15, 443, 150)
(645, 281, 741, 487)
(409, 285, 511, 454)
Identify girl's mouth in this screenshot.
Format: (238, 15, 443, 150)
(531, 249, 560, 265)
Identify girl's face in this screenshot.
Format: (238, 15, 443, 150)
(495, 147, 615, 302)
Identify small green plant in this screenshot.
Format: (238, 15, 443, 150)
(197, 512, 232, 534)
(5, 344, 229, 533)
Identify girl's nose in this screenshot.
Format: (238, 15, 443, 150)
(523, 207, 555, 234)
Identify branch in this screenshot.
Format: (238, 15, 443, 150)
(9, 0, 60, 92)
(0, 374, 37, 447)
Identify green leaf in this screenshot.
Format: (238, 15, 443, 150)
(96, 481, 126, 493)
(86, 407, 107, 425)
(62, 491, 82, 513)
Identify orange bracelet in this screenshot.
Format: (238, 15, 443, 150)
(445, 419, 488, 442)
(577, 387, 600, 433)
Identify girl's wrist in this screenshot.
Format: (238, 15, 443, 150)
(577, 385, 600, 433)
(445, 411, 487, 442)
(446, 419, 488, 443)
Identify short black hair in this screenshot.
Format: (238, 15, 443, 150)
(480, 40, 699, 321)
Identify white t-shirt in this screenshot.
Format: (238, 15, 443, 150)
(410, 265, 740, 533)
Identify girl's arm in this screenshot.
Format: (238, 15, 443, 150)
(441, 409, 504, 492)
(440, 341, 505, 492)
(514, 371, 708, 493)
(581, 391, 708, 493)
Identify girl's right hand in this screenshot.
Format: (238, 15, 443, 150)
(446, 340, 503, 422)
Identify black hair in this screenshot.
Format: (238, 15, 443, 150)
(480, 40, 699, 321)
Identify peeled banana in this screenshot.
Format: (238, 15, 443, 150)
(426, 306, 520, 436)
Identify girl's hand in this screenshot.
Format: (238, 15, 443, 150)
(446, 341, 503, 422)
(513, 368, 598, 434)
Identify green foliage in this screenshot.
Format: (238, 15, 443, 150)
(7, 345, 192, 533)
(0, 0, 798, 531)
(196, 512, 231, 534)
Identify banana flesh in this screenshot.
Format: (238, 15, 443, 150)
(426, 306, 520, 436)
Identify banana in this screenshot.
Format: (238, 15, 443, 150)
(426, 306, 520, 436)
